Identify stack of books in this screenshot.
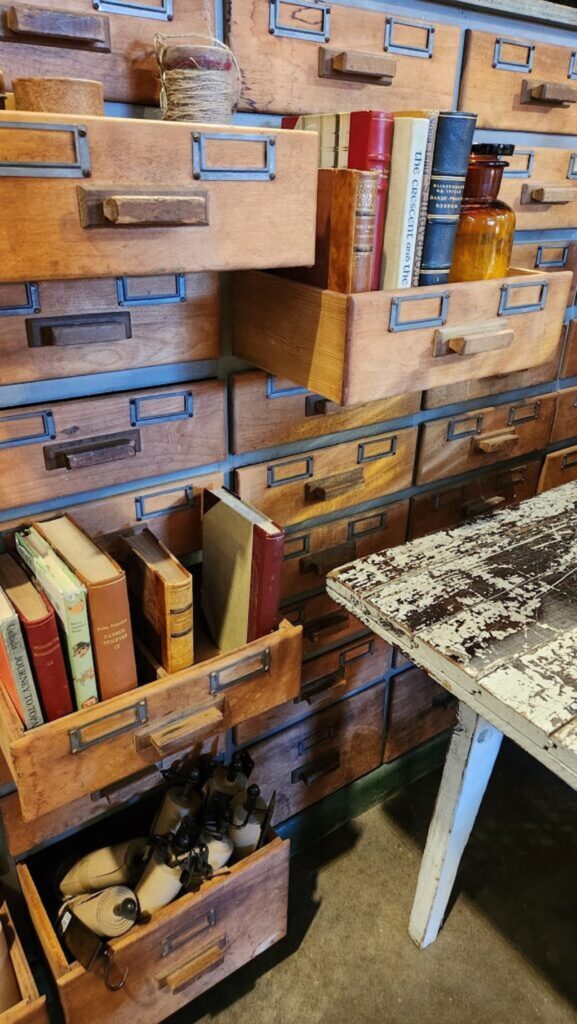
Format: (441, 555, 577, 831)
(284, 109, 477, 292)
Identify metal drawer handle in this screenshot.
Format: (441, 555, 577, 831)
(27, 312, 132, 348)
(77, 187, 209, 227)
(291, 750, 341, 786)
(3, 3, 111, 49)
(304, 467, 364, 502)
(209, 647, 271, 694)
(318, 47, 396, 84)
(521, 79, 577, 106)
(299, 541, 356, 576)
(156, 938, 226, 994)
(43, 429, 141, 471)
(68, 699, 148, 753)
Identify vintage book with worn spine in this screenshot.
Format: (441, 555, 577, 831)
(419, 112, 477, 286)
(382, 117, 428, 289)
(34, 517, 137, 702)
(393, 111, 438, 286)
(119, 529, 193, 675)
(202, 489, 285, 653)
(0, 588, 43, 729)
(0, 554, 72, 722)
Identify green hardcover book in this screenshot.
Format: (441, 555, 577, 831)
(15, 528, 99, 710)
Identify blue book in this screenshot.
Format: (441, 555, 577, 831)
(419, 112, 477, 287)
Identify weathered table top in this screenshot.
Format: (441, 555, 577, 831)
(327, 482, 577, 791)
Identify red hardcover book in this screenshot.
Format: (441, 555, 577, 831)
(347, 111, 394, 290)
(0, 554, 72, 721)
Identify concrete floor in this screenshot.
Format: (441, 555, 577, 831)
(168, 740, 577, 1024)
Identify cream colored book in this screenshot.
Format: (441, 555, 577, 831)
(381, 116, 429, 290)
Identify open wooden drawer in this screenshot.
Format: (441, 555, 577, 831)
(0, 619, 302, 823)
(0, 901, 47, 1024)
(231, 269, 571, 405)
(7, 792, 289, 1024)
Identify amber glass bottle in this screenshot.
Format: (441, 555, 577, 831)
(449, 144, 516, 282)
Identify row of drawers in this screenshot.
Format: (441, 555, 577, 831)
(2, 1, 577, 137)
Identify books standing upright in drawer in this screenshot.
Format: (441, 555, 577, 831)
(15, 527, 98, 710)
(419, 111, 477, 286)
(0, 586, 43, 729)
(119, 529, 194, 675)
(202, 489, 284, 653)
(381, 117, 429, 289)
(0, 554, 72, 722)
(33, 516, 137, 701)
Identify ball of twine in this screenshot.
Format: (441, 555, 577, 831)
(155, 34, 241, 124)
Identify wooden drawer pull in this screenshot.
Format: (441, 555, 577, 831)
(157, 940, 225, 994)
(318, 46, 396, 84)
(4, 3, 111, 49)
(303, 612, 349, 643)
(299, 541, 356, 576)
(463, 495, 506, 517)
(433, 318, 513, 357)
(528, 185, 577, 204)
(304, 395, 342, 417)
(521, 79, 577, 106)
(77, 187, 209, 228)
(305, 467, 364, 502)
(146, 705, 224, 759)
(295, 670, 345, 704)
(91, 766, 161, 806)
(291, 750, 341, 786)
(472, 431, 519, 455)
(63, 438, 137, 470)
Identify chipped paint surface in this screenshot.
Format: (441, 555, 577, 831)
(327, 483, 577, 773)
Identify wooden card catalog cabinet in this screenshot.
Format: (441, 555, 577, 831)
(0, 112, 317, 280)
(500, 148, 577, 230)
(0, 273, 219, 385)
(232, 270, 571, 405)
(460, 30, 577, 134)
(226, 0, 460, 114)
(539, 445, 577, 492)
(0, 0, 214, 105)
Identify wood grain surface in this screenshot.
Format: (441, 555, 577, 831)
(500, 147, 577, 229)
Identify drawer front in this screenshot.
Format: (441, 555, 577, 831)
(0, 902, 47, 1024)
(282, 592, 367, 658)
(0, 380, 226, 511)
(383, 666, 457, 763)
(281, 499, 409, 600)
(235, 634, 392, 745)
(511, 242, 577, 287)
(500, 148, 577, 230)
(3, 620, 302, 822)
(227, 0, 460, 116)
(538, 445, 577, 492)
(423, 358, 560, 409)
(234, 428, 418, 527)
(233, 270, 571, 406)
(20, 837, 288, 1024)
(0, 273, 219, 385)
(0, 0, 213, 105)
(460, 29, 577, 134)
(550, 386, 577, 443)
(230, 370, 420, 454)
(561, 319, 577, 378)
(0, 472, 225, 556)
(416, 395, 556, 486)
(409, 462, 541, 539)
(247, 682, 386, 825)
(0, 112, 317, 281)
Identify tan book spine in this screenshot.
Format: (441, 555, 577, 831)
(327, 169, 379, 294)
(158, 575, 193, 675)
(86, 576, 137, 700)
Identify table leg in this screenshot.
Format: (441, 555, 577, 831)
(408, 702, 503, 949)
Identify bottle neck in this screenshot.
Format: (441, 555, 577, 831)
(463, 161, 506, 203)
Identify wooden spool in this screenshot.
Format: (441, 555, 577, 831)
(12, 77, 104, 115)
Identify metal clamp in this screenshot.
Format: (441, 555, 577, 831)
(535, 243, 569, 268)
(447, 415, 484, 441)
(267, 455, 314, 487)
(269, 0, 330, 42)
(357, 435, 397, 463)
(93, 0, 173, 19)
(129, 390, 193, 426)
(116, 274, 186, 307)
(498, 280, 548, 316)
(492, 36, 535, 72)
(0, 122, 90, 178)
(348, 510, 387, 539)
(192, 131, 276, 181)
(135, 484, 194, 522)
(0, 410, 55, 449)
(283, 534, 310, 560)
(68, 700, 148, 753)
(209, 647, 271, 693)
(0, 282, 40, 317)
(265, 375, 309, 399)
(384, 16, 435, 58)
(508, 400, 541, 425)
(503, 149, 534, 179)
(389, 291, 449, 332)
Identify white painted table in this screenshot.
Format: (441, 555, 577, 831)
(327, 483, 577, 949)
